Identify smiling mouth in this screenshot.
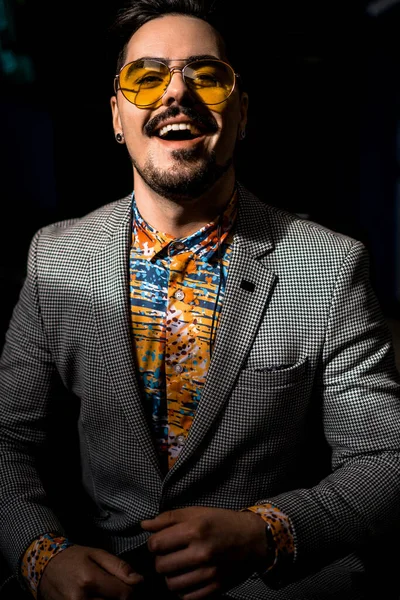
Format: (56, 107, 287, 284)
(157, 123, 204, 141)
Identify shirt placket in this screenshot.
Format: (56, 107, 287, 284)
(165, 245, 200, 469)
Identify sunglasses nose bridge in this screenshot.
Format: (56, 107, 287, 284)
(169, 66, 184, 77)
(168, 66, 188, 88)
(161, 65, 192, 103)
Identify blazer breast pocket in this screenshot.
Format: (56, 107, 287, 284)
(225, 357, 310, 438)
(237, 355, 309, 388)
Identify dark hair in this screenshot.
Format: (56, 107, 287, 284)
(108, 0, 241, 74)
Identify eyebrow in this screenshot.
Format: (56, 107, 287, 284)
(133, 54, 220, 63)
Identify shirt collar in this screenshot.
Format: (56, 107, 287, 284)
(131, 190, 237, 262)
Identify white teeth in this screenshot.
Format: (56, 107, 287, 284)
(159, 123, 196, 137)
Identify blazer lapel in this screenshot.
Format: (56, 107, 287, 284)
(167, 185, 277, 475)
(88, 196, 162, 476)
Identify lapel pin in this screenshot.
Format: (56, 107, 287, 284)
(240, 280, 255, 292)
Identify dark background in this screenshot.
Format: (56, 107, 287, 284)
(1, 0, 400, 348)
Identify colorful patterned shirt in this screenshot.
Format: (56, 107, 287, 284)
(129, 192, 236, 470)
(21, 190, 294, 596)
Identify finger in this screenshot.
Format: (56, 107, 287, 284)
(147, 523, 193, 554)
(165, 565, 218, 592)
(141, 509, 181, 531)
(90, 549, 144, 585)
(180, 581, 221, 600)
(142, 507, 214, 533)
(143, 506, 205, 530)
(87, 567, 136, 600)
(154, 547, 208, 574)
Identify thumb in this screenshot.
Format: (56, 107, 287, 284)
(89, 548, 144, 584)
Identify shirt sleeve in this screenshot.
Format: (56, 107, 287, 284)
(243, 503, 295, 572)
(21, 533, 73, 598)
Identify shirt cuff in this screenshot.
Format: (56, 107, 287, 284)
(243, 503, 295, 573)
(21, 533, 73, 598)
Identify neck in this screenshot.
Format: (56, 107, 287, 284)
(133, 170, 236, 238)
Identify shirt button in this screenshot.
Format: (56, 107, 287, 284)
(175, 242, 185, 251)
(174, 289, 185, 301)
(176, 434, 186, 446)
(174, 364, 183, 374)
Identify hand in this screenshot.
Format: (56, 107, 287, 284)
(141, 506, 268, 600)
(38, 544, 144, 600)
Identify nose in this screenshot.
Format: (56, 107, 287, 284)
(161, 67, 192, 106)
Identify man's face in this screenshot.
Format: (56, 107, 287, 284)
(111, 14, 248, 201)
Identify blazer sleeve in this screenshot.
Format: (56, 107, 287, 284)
(261, 240, 400, 583)
(0, 229, 68, 579)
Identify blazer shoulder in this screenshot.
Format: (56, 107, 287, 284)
(236, 181, 360, 255)
(40, 195, 131, 235)
(30, 195, 132, 257)
(271, 204, 359, 248)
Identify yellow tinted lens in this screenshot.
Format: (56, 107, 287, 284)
(119, 60, 170, 106)
(184, 60, 235, 104)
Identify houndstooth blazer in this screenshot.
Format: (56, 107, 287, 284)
(1, 182, 400, 599)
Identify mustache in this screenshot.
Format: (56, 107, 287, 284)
(144, 106, 218, 136)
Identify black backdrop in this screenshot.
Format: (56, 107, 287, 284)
(1, 0, 399, 347)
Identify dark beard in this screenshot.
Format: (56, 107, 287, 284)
(131, 148, 232, 202)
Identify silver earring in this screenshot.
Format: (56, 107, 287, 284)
(239, 128, 246, 141)
(115, 132, 124, 143)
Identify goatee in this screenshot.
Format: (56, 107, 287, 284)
(131, 149, 232, 202)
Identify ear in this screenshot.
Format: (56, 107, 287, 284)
(110, 95, 122, 136)
(239, 91, 248, 132)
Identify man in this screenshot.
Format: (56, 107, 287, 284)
(1, 1, 399, 599)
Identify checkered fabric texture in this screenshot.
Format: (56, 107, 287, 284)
(1, 182, 399, 599)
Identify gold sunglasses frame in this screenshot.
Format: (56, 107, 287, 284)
(114, 57, 240, 107)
